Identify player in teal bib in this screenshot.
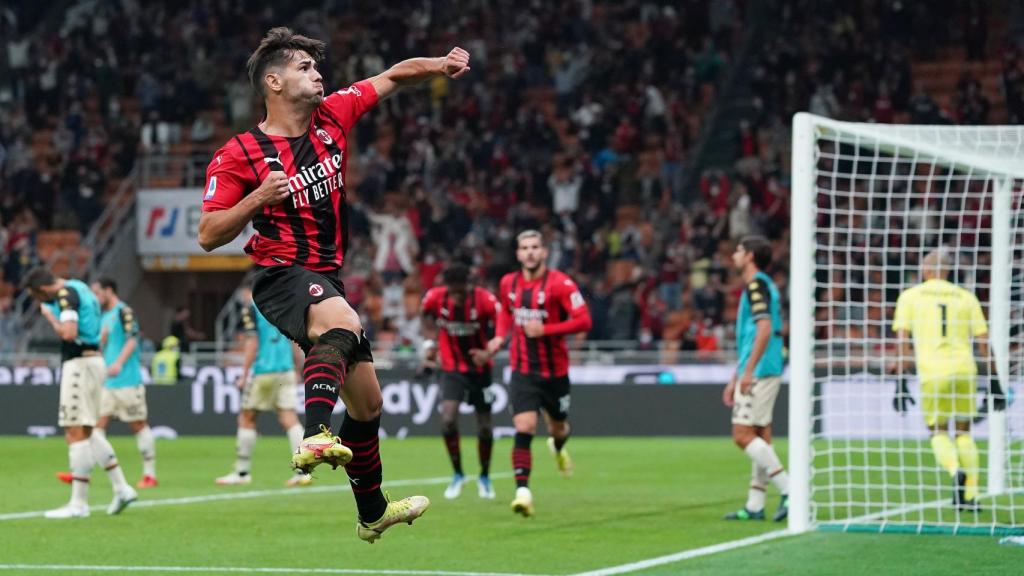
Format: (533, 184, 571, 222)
(26, 268, 137, 518)
(100, 302, 143, 389)
(215, 284, 308, 487)
(735, 273, 785, 379)
(40, 278, 102, 361)
(723, 236, 790, 524)
(90, 278, 158, 488)
(251, 303, 295, 375)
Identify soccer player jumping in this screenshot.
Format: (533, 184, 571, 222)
(890, 249, 1003, 511)
(723, 236, 789, 522)
(483, 230, 592, 517)
(198, 27, 470, 542)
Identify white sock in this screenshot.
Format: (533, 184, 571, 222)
(136, 426, 157, 478)
(236, 428, 257, 475)
(746, 462, 768, 512)
(69, 439, 93, 507)
(286, 424, 304, 454)
(90, 432, 130, 492)
(745, 437, 789, 495)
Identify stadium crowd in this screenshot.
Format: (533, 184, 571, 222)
(0, 0, 1010, 351)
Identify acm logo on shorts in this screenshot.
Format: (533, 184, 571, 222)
(308, 283, 324, 297)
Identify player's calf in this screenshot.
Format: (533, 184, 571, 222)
(302, 328, 360, 438)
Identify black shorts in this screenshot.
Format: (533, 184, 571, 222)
(440, 370, 494, 413)
(509, 372, 571, 421)
(251, 265, 374, 361)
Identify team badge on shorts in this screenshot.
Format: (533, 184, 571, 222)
(315, 128, 333, 145)
(309, 283, 324, 297)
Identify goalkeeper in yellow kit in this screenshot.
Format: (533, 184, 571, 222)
(890, 249, 1005, 511)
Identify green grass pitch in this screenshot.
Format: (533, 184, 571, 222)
(0, 435, 1018, 575)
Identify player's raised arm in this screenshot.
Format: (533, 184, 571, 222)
(368, 47, 471, 101)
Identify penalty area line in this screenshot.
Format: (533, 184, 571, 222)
(0, 565, 551, 576)
(568, 529, 794, 576)
(0, 472, 509, 522)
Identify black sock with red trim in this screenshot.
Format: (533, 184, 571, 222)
(512, 432, 533, 489)
(340, 414, 387, 522)
(302, 329, 359, 438)
(478, 428, 493, 477)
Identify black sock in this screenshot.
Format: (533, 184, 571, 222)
(512, 432, 533, 489)
(553, 433, 570, 453)
(302, 329, 359, 437)
(340, 413, 387, 522)
(443, 429, 463, 476)
(478, 429, 493, 477)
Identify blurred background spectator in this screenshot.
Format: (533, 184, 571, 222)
(0, 0, 1016, 352)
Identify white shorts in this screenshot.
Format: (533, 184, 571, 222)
(101, 385, 148, 422)
(731, 376, 783, 427)
(58, 356, 106, 428)
(242, 371, 298, 412)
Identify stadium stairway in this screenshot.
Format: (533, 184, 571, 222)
(677, 0, 773, 185)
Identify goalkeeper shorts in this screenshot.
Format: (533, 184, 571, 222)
(920, 374, 977, 427)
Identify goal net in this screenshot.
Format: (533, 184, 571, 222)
(789, 113, 1024, 535)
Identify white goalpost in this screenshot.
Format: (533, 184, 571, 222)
(789, 112, 1024, 535)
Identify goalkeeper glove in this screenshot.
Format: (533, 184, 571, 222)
(991, 377, 1007, 411)
(893, 376, 915, 413)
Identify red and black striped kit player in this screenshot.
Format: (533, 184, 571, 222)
(420, 263, 500, 500)
(197, 27, 471, 542)
(484, 230, 592, 517)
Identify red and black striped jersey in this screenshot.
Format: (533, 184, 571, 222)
(421, 286, 499, 374)
(496, 269, 592, 378)
(201, 80, 379, 271)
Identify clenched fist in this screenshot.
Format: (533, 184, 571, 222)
(253, 171, 290, 206)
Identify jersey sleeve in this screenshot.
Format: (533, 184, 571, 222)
(478, 288, 500, 323)
(118, 306, 140, 338)
(557, 275, 589, 319)
(202, 144, 255, 212)
(892, 290, 913, 333)
(970, 295, 989, 336)
(56, 288, 81, 323)
(238, 303, 257, 335)
(745, 279, 772, 322)
(319, 79, 379, 132)
(542, 274, 592, 337)
(421, 288, 443, 318)
(495, 275, 514, 340)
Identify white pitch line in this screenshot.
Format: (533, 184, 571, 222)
(0, 473, 510, 522)
(568, 530, 794, 576)
(0, 564, 550, 576)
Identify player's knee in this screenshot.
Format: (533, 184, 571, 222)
(441, 419, 458, 436)
(349, 393, 383, 420)
(732, 428, 754, 448)
(312, 328, 361, 366)
(65, 427, 89, 443)
(515, 421, 538, 435)
(478, 425, 493, 439)
(550, 420, 570, 438)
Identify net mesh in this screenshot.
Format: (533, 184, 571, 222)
(807, 122, 1024, 535)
